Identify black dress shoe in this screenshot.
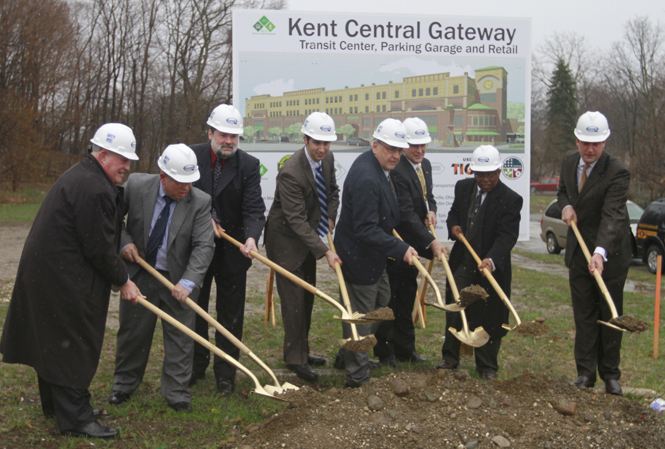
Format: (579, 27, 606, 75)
(61, 421, 119, 439)
(396, 351, 427, 363)
(216, 378, 235, 395)
(169, 401, 192, 412)
(379, 355, 398, 369)
(481, 371, 497, 381)
(572, 375, 595, 389)
(605, 379, 622, 396)
(108, 391, 130, 405)
(307, 354, 327, 366)
(286, 364, 319, 381)
(437, 360, 458, 370)
(368, 360, 380, 371)
(189, 369, 206, 387)
(344, 380, 364, 389)
(333, 352, 345, 370)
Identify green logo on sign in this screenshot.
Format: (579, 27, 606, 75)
(278, 155, 292, 171)
(259, 163, 268, 178)
(253, 16, 275, 33)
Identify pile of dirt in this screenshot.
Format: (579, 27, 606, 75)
(610, 315, 649, 333)
(459, 284, 489, 307)
(225, 370, 665, 449)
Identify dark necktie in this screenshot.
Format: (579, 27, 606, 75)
(145, 196, 174, 266)
(469, 191, 483, 228)
(315, 164, 329, 236)
(388, 174, 397, 199)
(211, 157, 223, 221)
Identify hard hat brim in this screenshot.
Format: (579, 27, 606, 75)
(574, 129, 610, 143)
(407, 136, 432, 145)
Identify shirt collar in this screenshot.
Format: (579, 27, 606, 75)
(303, 147, 321, 170)
(578, 158, 598, 170)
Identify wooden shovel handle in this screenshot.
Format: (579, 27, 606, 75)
(326, 233, 360, 340)
(392, 229, 444, 305)
(428, 224, 460, 300)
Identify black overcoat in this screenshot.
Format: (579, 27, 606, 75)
(0, 155, 128, 388)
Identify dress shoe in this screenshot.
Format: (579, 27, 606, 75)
(216, 378, 235, 395)
(333, 352, 345, 370)
(481, 371, 497, 381)
(169, 401, 192, 412)
(368, 360, 380, 371)
(286, 364, 319, 381)
(572, 375, 595, 389)
(379, 355, 398, 369)
(61, 421, 119, 439)
(188, 369, 206, 387)
(396, 351, 427, 363)
(437, 359, 458, 370)
(307, 354, 327, 366)
(108, 391, 131, 405)
(605, 379, 622, 396)
(344, 380, 365, 389)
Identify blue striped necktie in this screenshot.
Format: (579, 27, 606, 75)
(315, 164, 329, 236)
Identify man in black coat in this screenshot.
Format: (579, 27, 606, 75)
(374, 117, 445, 367)
(0, 123, 142, 439)
(438, 145, 522, 380)
(334, 119, 418, 388)
(558, 111, 631, 396)
(189, 104, 266, 394)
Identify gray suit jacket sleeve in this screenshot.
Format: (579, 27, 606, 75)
(179, 190, 215, 287)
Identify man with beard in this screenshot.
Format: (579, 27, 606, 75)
(0, 123, 142, 439)
(189, 104, 266, 394)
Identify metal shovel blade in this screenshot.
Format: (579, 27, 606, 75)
(339, 334, 378, 353)
(264, 383, 299, 396)
(426, 301, 465, 312)
(448, 326, 490, 348)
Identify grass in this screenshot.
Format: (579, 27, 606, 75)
(530, 194, 555, 215)
(0, 186, 48, 223)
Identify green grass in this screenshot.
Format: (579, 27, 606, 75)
(0, 186, 48, 223)
(530, 194, 555, 215)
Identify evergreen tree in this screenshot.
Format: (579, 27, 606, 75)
(545, 59, 578, 162)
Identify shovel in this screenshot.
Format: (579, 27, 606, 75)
(217, 229, 392, 325)
(457, 232, 522, 331)
(136, 257, 299, 395)
(411, 258, 433, 327)
(326, 233, 378, 353)
(265, 268, 276, 327)
(570, 221, 647, 333)
(134, 296, 285, 402)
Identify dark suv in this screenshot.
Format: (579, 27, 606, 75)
(635, 198, 665, 273)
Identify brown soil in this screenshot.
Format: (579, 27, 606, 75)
(515, 320, 550, 337)
(362, 307, 395, 321)
(458, 284, 489, 307)
(610, 315, 649, 333)
(233, 370, 665, 449)
(342, 334, 378, 353)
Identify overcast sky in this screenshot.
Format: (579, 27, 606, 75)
(287, 0, 665, 52)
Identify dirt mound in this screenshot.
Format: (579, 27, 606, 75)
(228, 371, 665, 448)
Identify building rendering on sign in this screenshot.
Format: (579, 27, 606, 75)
(244, 66, 517, 146)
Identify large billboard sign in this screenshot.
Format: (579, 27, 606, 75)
(233, 10, 531, 240)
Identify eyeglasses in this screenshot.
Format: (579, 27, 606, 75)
(473, 171, 498, 180)
(379, 141, 403, 155)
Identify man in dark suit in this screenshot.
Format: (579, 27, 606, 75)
(109, 144, 214, 412)
(1, 123, 142, 439)
(374, 117, 445, 367)
(558, 111, 630, 396)
(334, 118, 418, 388)
(438, 145, 522, 380)
(265, 112, 341, 381)
(189, 104, 266, 394)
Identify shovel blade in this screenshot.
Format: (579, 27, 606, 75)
(339, 334, 377, 353)
(252, 387, 288, 402)
(426, 301, 465, 312)
(264, 382, 299, 396)
(597, 320, 630, 333)
(448, 326, 490, 348)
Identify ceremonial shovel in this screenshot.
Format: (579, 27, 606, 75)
(457, 232, 522, 331)
(570, 221, 647, 333)
(136, 257, 299, 395)
(326, 233, 377, 353)
(217, 229, 392, 325)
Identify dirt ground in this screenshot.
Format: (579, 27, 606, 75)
(2, 224, 665, 448)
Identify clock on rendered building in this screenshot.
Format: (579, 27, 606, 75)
(483, 80, 494, 90)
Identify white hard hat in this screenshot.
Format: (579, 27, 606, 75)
(157, 144, 200, 183)
(373, 119, 409, 149)
(207, 104, 243, 135)
(403, 117, 432, 144)
(301, 112, 338, 141)
(470, 145, 501, 172)
(90, 123, 138, 160)
(574, 111, 610, 143)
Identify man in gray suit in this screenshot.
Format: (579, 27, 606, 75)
(109, 144, 215, 412)
(265, 112, 341, 382)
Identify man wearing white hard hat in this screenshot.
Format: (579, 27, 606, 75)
(438, 145, 522, 381)
(0, 123, 142, 439)
(558, 111, 631, 396)
(109, 144, 214, 412)
(334, 118, 419, 388)
(373, 117, 446, 368)
(265, 112, 342, 382)
(189, 104, 266, 394)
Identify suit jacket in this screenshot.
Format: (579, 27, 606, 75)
(190, 144, 266, 275)
(121, 173, 215, 298)
(557, 150, 631, 275)
(334, 150, 410, 285)
(392, 155, 437, 257)
(265, 148, 339, 271)
(446, 177, 522, 337)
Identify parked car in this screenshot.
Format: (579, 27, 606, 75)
(347, 137, 370, 146)
(280, 136, 289, 142)
(635, 198, 665, 273)
(530, 177, 559, 193)
(540, 199, 643, 255)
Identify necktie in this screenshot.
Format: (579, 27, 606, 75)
(145, 196, 174, 266)
(579, 163, 590, 193)
(469, 191, 483, 227)
(211, 158, 222, 221)
(315, 164, 329, 236)
(416, 164, 427, 202)
(388, 174, 397, 199)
